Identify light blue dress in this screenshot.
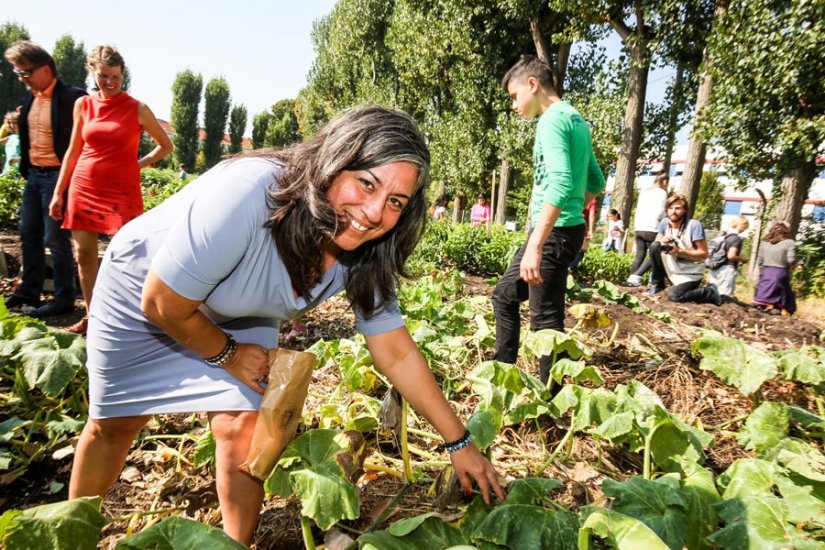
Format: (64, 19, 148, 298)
(87, 158, 403, 418)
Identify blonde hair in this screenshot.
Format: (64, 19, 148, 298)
(87, 45, 125, 72)
(730, 215, 749, 232)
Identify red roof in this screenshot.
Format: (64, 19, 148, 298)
(157, 119, 251, 150)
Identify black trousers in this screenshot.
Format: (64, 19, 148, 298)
(630, 230, 657, 276)
(648, 241, 716, 304)
(492, 224, 584, 384)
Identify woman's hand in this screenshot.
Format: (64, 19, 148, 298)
(223, 343, 270, 395)
(450, 444, 506, 505)
(49, 194, 64, 221)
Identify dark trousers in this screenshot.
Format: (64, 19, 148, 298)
(630, 231, 657, 276)
(493, 224, 584, 384)
(18, 169, 75, 303)
(648, 241, 716, 304)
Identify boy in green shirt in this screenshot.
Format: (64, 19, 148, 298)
(493, 55, 605, 388)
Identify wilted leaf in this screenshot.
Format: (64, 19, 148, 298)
(193, 429, 215, 468)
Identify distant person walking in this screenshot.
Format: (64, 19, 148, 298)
(2, 111, 21, 174)
(49, 46, 173, 335)
(178, 162, 188, 180)
(493, 55, 605, 388)
(470, 193, 490, 226)
(627, 173, 668, 286)
(3, 41, 86, 318)
(753, 221, 797, 315)
(707, 215, 749, 298)
(430, 194, 448, 221)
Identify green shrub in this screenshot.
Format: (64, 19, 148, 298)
(142, 176, 192, 211)
(407, 221, 525, 276)
(140, 167, 182, 187)
(576, 247, 634, 283)
(794, 223, 825, 299)
(0, 172, 24, 229)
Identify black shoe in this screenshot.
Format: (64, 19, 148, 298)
(4, 294, 41, 309)
(29, 299, 75, 318)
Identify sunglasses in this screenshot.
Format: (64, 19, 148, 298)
(12, 65, 44, 78)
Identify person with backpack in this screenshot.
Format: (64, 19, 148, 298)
(642, 194, 721, 305)
(707, 216, 749, 298)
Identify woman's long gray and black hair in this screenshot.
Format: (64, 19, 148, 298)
(265, 105, 430, 316)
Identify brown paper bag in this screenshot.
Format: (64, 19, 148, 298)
(239, 348, 316, 481)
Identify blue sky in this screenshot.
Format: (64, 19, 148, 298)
(4, 1, 337, 130)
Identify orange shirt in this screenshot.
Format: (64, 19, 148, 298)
(27, 78, 61, 167)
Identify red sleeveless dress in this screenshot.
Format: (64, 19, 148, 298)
(63, 92, 142, 235)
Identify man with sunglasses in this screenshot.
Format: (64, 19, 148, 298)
(4, 41, 86, 317)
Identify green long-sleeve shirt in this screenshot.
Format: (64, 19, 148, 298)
(530, 101, 605, 229)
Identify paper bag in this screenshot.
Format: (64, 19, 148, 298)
(239, 348, 315, 481)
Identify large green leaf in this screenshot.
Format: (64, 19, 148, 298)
(504, 478, 562, 506)
(193, 428, 215, 468)
(691, 331, 777, 395)
(717, 459, 778, 499)
(737, 402, 789, 455)
(678, 461, 721, 550)
(548, 358, 604, 386)
(13, 329, 86, 397)
(776, 346, 825, 386)
(0, 497, 105, 550)
(474, 504, 578, 550)
(707, 496, 825, 550)
(467, 408, 503, 451)
(290, 461, 361, 530)
(522, 330, 591, 361)
(264, 429, 364, 530)
(116, 516, 245, 549)
(578, 507, 670, 550)
(358, 516, 466, 549)
(601, 476, 687, 550)
(774, 475, 825, 528)
(774, 440, 825, 484)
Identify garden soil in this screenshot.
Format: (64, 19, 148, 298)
(1, 231, 823, 549)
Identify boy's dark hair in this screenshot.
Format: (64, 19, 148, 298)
(655, 172, 670, 183)
(501, 54, 555, 94)
(3, 40, 57, 76)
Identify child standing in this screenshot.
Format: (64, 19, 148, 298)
(492, 55, 605, 388)
(602, 209, 625, 252)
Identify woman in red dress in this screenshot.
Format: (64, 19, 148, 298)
(50, 46, 173, 334)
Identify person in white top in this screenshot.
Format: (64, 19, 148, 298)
(602, 208, 625, 252)
(627, 172, 668, 286)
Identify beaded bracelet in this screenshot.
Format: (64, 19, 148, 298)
(437, 430, 473, 453)
(204, 333, 238, 367)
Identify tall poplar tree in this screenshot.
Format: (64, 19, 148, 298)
(170, 70, 202, 173)
(251, 112, 271, 149)
(203, 77, 230, 168)
(53, 34, 87, 90)
(265, 99, 300, 148)
(228, 104, 247, 154)
(0, 22, 30, 115)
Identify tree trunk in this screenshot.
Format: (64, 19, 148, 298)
(662, 65, 684, 175)
(680, 0, 727, 212)
(611, 46, 650, 224)
(772, 160, 817, 237)
(528, 18, 569, 97)
(496, 159, 511, 224)
(452, 194, 466, 223)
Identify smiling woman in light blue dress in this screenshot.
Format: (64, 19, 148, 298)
(68, 106, 505, 545)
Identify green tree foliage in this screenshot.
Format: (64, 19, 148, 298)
(203, 77, 231, 168)
(251, 111, 271, 149)
(52, 34, 86, 90)
(227, 103, 247, 154)
(170, 70, 202, 173)
(693, 171, 725, 230)
(0, 22, 30, 115)
(701, 0, 825, 234)
(264, 99, 300, 148)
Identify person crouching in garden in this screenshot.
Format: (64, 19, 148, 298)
(67, 106, 504, 545)
(492, 54, 605, 390)
(49, 45, 173, 336)
(643, 193, 721, 305)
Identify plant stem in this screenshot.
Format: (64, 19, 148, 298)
(400, 398, 413, 482)
(643, 421, 666, 480)
(109, 505, 189, 523)
(301, 516, 317, 550)
(363, 461, 404, 479)
(536, 413, 575, 476)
